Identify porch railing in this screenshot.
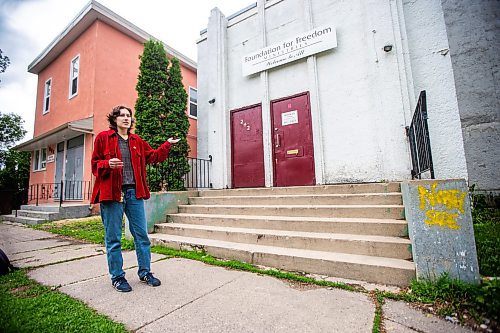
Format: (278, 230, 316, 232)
(146, 156, 212, 192)
(27, 180, 92, 207)
(406, 90, 435, 179)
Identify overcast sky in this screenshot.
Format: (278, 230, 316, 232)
(0, 0, 253, 141)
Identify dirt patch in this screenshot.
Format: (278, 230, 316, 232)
(284, 280, 324, 291)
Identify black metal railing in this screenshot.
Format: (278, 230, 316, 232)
(406, 90, 435, 179)
(146, 156, 212, 192)
(27, 180, 92, 206)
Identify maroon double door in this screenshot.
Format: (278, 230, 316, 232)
(231, 92, 315, 188)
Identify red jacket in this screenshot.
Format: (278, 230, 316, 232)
(91, 129, 171, 203)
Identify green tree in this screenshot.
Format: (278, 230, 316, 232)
(0, 49, 10, 83)
(134, 40, 169, 149)
(0, 112, 30, 194)
(163, 57, 190, 190)
(0, 112, 27, 167)
(135, 40, 190, 191)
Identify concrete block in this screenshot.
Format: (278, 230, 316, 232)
(401, 179, 479, 283)
(125, 190, 198, 238)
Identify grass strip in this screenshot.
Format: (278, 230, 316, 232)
(371, 291, 385, 333)
(0, 269, 129, 333)
(151, 245, 356, 291)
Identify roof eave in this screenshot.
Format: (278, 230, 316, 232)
(28, 0, 196, 74)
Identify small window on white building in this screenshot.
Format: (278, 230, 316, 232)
(33, 148, 47, 171)
(43, 78, 51, 114)
(69, 55, 79, 98)
(189, 87, 197, 118)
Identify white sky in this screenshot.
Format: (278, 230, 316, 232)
(0, 0, 253, 141)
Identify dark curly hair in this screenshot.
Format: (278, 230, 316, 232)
(107, 105, 135, 134)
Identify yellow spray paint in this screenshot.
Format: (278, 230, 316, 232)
(418, 183, 466, 229)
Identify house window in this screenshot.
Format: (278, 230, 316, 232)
(189, 87, 197, 118)
(43, 78, 51, 113)
(33, 148, 47, 171)
(69, 55, 79, 98)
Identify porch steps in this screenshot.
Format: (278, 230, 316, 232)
(0, 204, 91, 225)
(150, 182, 416, 286)
(0, 215, 46, 225)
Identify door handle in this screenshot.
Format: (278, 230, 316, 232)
(275, 133, 281, 148)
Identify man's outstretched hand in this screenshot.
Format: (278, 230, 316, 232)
(167, 138, 180, 144)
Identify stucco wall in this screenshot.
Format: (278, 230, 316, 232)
(402, 0, 468, 181)
(441, 0, 500, 192)
(198, 0, 471, 188)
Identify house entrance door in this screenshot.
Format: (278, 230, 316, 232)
(271, 92, 315, 187)
(230, 104, 265, 188)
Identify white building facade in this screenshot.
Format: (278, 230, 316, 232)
(197, 0, 472, 190)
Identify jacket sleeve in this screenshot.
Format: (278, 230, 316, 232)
(143, 139, 172, 165)
(91, 134, 111, 177)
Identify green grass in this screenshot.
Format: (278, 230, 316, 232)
(371, 291, 384, 333)
(0, 269, 129, 333)
(31, 217, 135, 250)
(403, 275, 499, 322)
(472, 203, 500, 277)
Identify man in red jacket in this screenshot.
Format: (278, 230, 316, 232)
(91, 105, 179, 292)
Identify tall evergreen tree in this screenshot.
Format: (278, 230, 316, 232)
(135, 41, 190, 191)
(164, 57, 190, 190)
(134, 40, 169, 149)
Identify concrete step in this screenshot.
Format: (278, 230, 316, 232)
(154, 223, 412, 259)
(20, 204, 60, 212)
(189, 193, 403, 206)
(198, 182, 401, 197)
(14, 210, 60, 220)
(149, 233, 415, 286)
(178, 204, 405, 220)
(166, 213, 408, 237)
(0, 214, 47, 225)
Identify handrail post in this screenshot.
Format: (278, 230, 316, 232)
(60, 180, 64, 207)
(36, 184, 39, 206)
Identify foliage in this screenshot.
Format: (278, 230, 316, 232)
(0, 150, 30, 191)
(134, 40, 169, 149)
(405, 274, 500, 323)
(0, 112, 27, 158)
(474, 219, 500, 276)
(0, 112, 29, 193)
(163, 57, 190, 190)
(468, 188, 500, 276)
(32, 217, 136, 250)
(0, 269, 129, 333)
(0, 49, 10, 83)
(135, 40, 190, 191)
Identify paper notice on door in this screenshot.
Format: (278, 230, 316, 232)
(281, 110, 298, 126)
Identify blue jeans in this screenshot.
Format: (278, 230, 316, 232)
(100, 188, 151, 281)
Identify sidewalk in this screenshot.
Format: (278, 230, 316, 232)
(0, 222, 473, 333)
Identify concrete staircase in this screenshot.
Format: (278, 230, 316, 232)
(149, 183, 416, 286)
(1, 204, 91, 225)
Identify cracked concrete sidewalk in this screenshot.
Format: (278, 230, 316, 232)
(0, 222, 473, 333)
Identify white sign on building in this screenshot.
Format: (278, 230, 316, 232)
(242, 25, 337, 76)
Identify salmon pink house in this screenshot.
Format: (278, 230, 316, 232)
(15, 1, 197, 205)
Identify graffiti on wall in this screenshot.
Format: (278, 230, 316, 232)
(418, 183, 466, 230)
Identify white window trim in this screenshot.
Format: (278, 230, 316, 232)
(43, 78, 52, 114)
(33, 148, 47, 172)
(69, 54, 80, 99)
(188, 86, 197, 119)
